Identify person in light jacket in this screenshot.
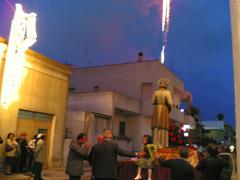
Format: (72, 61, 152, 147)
(66, 133, 91, 180)
(5, 133, 18, 175)
(33, 134, 46, 180)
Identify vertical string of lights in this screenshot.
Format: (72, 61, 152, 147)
(160, 0, 171, 64)
(1, 3, 37, 108)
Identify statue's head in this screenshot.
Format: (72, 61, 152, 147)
(157, 78, 169, 89)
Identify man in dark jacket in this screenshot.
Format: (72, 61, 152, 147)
(196, 143, 224, 180)
(66, 133, 91, 180)
(19, 133, 28, 172)
(89, 129, 138, 180)
(158, 146, 195, 180)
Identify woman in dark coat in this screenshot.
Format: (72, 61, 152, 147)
(66, 133, 91, 180)
(19, 133, 28, 172)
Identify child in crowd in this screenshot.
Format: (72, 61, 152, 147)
(134, 135, 154, 180)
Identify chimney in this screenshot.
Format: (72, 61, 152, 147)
(138, 52, 144, 62)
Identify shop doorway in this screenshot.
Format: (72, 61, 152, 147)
(16, 109, 53, 168)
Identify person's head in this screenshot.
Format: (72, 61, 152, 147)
(16, 138, 21, 143)
(20, 133, 27, 139)
(33, 134, 38, 139)
(157, 78, 169, 89)
(179, 146, 189, 158)
(207, 143, 219, 157)
(37, 134, 46, 141)
(141, 135, 153, 145)
(7, 133, 15, 140)
(77, 133, 87, 144)
(103, 129, 113, 140)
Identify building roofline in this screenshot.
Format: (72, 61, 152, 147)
(72, 59, 183, 84)
(26, 49, 71, 75)
(0, 37, 7, 44)
(70, 90, 142, 103)
(72, 59, 159, 69)
(0, 36, 71, 75)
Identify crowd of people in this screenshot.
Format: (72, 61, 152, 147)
(0, 132, 46, 180)
(0, 130, 231, 180)
(66, 130, 141, 180)
(66, 129, 231, 180)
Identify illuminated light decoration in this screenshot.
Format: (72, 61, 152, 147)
(162, 0, 171, 33)
(160, 0, 171, 64)
(180, 108, 185, 112)
(183, 132, 189, 137)
(0, 4, 37, 109)
(160, 45, 165, 64)
(230, 145, 235, 152)
(182, 124, 190, 131)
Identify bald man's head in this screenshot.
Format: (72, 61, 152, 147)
(103, 129, 113, 139)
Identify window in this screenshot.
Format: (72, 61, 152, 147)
(119, 121, 126, 136)
(69, 87, 76, 92)
(94, 86, 99, 91)
(94, 114, 110, 134)
(18, 109, 53, 121)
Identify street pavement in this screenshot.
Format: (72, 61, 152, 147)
(0, 168, 92, 180)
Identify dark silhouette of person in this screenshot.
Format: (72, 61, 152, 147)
(196, 143, 224, 180)
(89, 129, 137, 180)
(158, 147, 195, 180)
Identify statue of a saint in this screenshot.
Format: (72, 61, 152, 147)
(152, 78, 173, 147)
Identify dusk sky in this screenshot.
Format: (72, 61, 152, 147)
(0, 0, 235, 126)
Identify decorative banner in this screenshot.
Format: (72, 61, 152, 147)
(0, 4, 37, 109)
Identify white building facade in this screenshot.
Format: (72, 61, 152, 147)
(67, 59, 195, 151)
